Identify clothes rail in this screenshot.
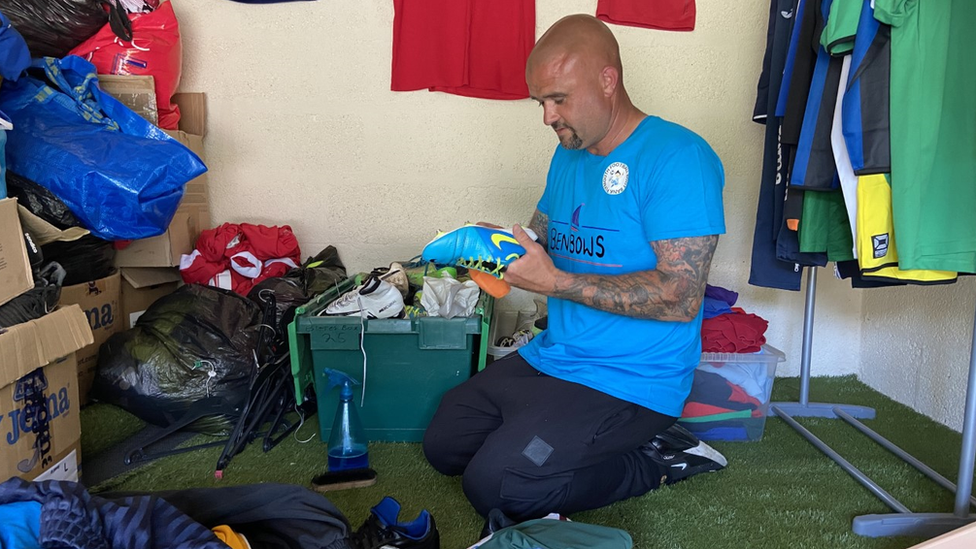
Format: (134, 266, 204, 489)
(770, 267, 976, 538)
(770, 267, 875, 419)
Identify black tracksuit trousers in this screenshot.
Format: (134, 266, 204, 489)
(423, 353, 676, 521)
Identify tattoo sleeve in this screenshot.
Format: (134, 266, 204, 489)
(550, 235, 719, 321)
(528, 209, 549, 248)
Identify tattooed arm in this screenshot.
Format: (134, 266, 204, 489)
(553, 235, 718, 321)
(505, 229, 718, 322)
(527, 209, 549, 248)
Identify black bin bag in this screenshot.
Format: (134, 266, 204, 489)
(246, 245, 349, 339)
(93, 284, 263, 434)
(0, 0, 110, 58)
(5, 170, 82, 229)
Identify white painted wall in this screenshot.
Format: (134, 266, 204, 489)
(860, 279, 976, 432)
(177, 0, 976, 412)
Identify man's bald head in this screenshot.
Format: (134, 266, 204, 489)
(525, 14, 633, 152)
(527, 14, 622, 82)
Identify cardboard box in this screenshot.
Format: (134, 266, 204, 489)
(0, 305, 93, 482)
(120, 267, 181, 330)
(58, 271, 123, 405)
(114, 92, 210, 268)
(17, 205, 89, 246)
(171, 92, 206, 137)
(0, 198, 34, 307)
(98, 74, 158, 126)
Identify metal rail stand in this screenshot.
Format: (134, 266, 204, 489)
(770, 267, 875, 419)
(771, 267, 976, 538)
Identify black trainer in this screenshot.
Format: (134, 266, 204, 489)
(349, 496, 440, 549)
(478, 508, 518, 540)
(641, 423, 728, 484)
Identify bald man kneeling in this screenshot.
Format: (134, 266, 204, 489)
(424, 14, 728, 525)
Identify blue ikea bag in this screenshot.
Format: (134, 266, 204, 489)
(0, 9, 31, 82)
(0, 55, 207, 240)
(0, 8, 31, 199)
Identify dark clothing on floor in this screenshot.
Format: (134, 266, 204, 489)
(0, 478, 230, 549)
(105, 483, 352, 549)
(423, 354, 676, 520)
(0, 479, 352, 549)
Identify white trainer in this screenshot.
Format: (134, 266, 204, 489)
(370, 262, 410, 299)
(324, 276, 405, 319)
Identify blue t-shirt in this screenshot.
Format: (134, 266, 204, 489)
(0, 501, 42, 549)
(518, 116, 726, 417)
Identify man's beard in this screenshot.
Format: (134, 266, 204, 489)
(553, 124, 583, 149)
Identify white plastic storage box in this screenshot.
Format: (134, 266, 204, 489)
(486, 302, 547, 366)
(677, 344, 785, 442)
(486, 309, 519, 362)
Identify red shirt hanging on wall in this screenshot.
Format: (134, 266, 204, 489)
(391, 0, 535, 100)
(597, 0, 696, 32)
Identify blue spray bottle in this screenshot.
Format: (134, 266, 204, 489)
(323, 369, 369, 472)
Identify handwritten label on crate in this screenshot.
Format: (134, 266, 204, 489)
(310, 323, 362, 350)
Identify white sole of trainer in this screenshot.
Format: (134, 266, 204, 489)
(685, 441, 728, 468)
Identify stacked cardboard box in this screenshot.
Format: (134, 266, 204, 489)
(59, 271, 122, 405)
(0, 198, 34, 307)
(120, 267, 182, 330)
(0, 197, 93, 482)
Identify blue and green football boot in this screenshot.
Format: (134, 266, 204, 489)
(421, 225, 538, 277)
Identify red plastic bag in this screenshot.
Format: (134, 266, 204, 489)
(69, 0, 182, 129)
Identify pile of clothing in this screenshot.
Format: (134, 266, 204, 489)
(700, 285, 769, 353)
(0, 479, 362, 549)
(679, 362, 773, 440)
(180, 223, 301, 296)
(679, 285, 774, 440)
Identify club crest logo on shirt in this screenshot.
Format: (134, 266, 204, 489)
(603, 162, 629, 195)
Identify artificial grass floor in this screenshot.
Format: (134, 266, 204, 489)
(80, 375, 974, 549)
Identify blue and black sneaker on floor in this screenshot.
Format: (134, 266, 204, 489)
(349, 496, 439, 549)
(641, 423, 728, 484)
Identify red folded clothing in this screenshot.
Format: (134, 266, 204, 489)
(701, 312, 768, 353)
(180, 223, 301, 295)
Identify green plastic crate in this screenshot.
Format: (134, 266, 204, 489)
(289, 277, 492, 442)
